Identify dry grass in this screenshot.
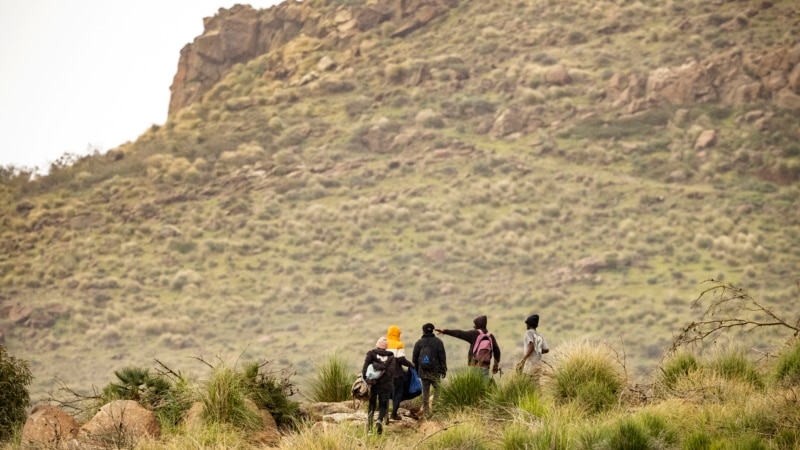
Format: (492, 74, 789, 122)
(0, 0, 797, 415)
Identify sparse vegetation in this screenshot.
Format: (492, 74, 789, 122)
(2, 0, 800, 447)
(0, 346, 31, 443)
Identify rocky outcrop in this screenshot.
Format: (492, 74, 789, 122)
(608, 44, 800, 111)
(169, 1, 460, 115)
(21, 405, 79, 449)
(80, 400, 161, 445)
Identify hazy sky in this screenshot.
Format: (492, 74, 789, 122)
(0, 0, 282, 171)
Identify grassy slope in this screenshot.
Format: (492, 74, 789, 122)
(0, 0, 798, 401)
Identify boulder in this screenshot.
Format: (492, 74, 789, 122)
(250, 407, 281, 446)
(545, 65, 572, 86)
(299, 401, 359, 422)
(317, 55, 336, 72)
(489, 108, 528, 139)
(788, 63, 800, 93)
(694, 129, 718, 149)
(22, 405, 79, 448)
(80, 400, 160, 445)
(8, 304, 32, 324)
(774, 88, 800, 110)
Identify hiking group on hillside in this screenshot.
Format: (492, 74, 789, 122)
(359, 313, 548, 435)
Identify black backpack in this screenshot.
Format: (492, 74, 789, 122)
(419, 343, 435, 369)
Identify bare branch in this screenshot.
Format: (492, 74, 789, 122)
(671, 280, 799, 353)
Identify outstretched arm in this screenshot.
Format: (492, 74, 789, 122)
(436, 328, 472, 343)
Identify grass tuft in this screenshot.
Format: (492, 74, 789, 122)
(305, 353, 353, 403)
(436, 368, 491, 413)
(548, 341, 624, 413)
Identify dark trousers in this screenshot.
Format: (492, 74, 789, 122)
(367, 382, 392, 429)
(391, 376, 405, 417)
(421, 376, 440, 413)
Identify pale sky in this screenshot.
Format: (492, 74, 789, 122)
(0, 0, 282, 172)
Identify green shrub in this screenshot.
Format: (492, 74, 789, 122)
(99, 364, 193, 429)
(708, 349, 763, 388)
(726, 434, 769, 450)
(306, 353, 352, 403)
(774, 338, 800, 385)
(774, 428, 800, 449)
(549, 341, 624, 413)
(501, 423, 536, 450)
(659, 351, 699, 390)
(488, 372, 538, 411)
(517, 391, 547, 418)
(608, 418, 650, 450)
(0, 345, 32, 442)
(436, 368, 491, 413)
(201, 364, 263, 431)
(241, 360, 300, 429)
(682, 430, 714, 450)
(422, 422, 489, 450)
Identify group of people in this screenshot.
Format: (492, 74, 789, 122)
(361, 313, 549, 434)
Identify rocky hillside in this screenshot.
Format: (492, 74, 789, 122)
(1, 0, 799, 401)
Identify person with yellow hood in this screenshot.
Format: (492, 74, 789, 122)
(386, 325, 415, 421)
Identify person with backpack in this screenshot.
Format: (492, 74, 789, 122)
(362, 336, 395, 435)
(412, 323, 447, 416)
(516, 314, 549, 381)
(436, 315, 501, 381)
(386, 325, 415, 421)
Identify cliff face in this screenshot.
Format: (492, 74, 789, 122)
(168, 0, 459, 115)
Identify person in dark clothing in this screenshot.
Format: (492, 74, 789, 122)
(386, 325, 415, 421)
(362, 337, 395, 434)
(412, 323, 447, 416)
(436, 315, 501, 381)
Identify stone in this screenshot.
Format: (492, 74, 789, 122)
(317, 55, 336, 72)
(774, 88, 800, 110)
(694, 130, 718, 149)
(788, 63, 800, 93)
(22, 405, 79, 448)
(545, 65, 571, 86)
(299, 401, 358, 422)
(80, 400, 161, 444)
(489, 108, 528, 138)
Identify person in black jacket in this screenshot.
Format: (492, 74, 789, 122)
(362, 337, 394, 435)
(412, 323, 447, 416)
(436, 315, 501, 381)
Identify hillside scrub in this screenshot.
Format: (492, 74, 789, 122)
(0, 0, 799, 431)
(5, 325, 800, 449)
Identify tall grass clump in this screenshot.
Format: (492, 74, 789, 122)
(421, 418, 490, 450)
(138, 422, 252, 450)
(277, 421, 385, 449)
(488, 372, 539, 411)
(436, 368, 492, 413)
(501, 423, 537, 450)
(200, 364, 262, 431)
(658, 350, 699, 390)
(306, 353, 352, 403)
(682, 430, 716, 450)
(516, 390, 548, 418)
(241, 361, 300, 429)
(774, 338, 800, 385)
(548, 340, 624, 413)
(708, 348, 763, 388)
(585, 412, 678, 450)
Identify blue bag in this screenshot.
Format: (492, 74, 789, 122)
(404, 368, 422, 400)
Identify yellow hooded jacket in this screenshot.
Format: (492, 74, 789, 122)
(387, 325, 405, 355)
